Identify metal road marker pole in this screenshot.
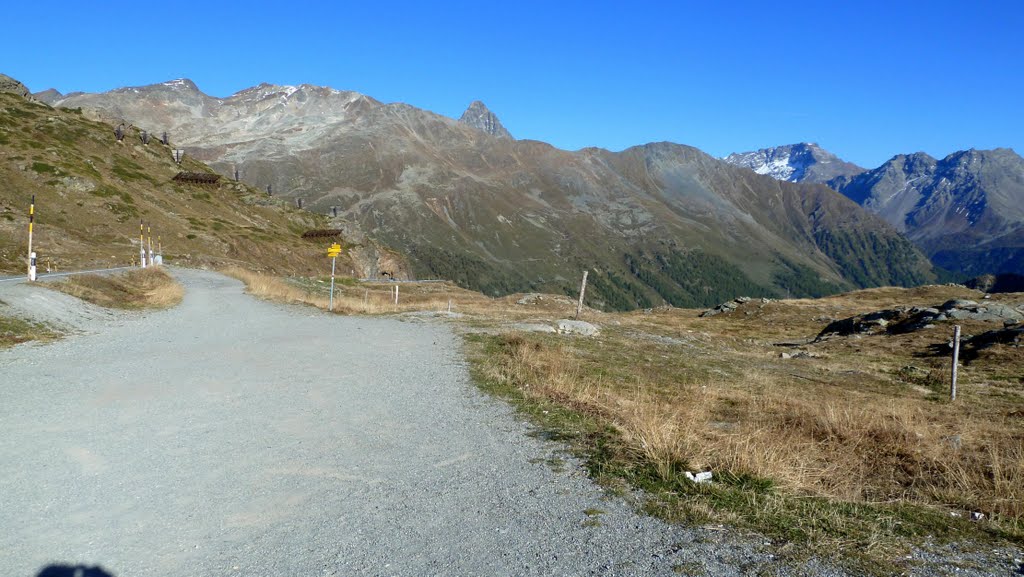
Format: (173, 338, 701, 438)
(147, 225, 154, 267)
(139, 221, 147, 268)
(27, 195, 36, 281)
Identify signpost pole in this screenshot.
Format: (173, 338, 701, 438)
(329, 255, 337, 312)
(326, 242, 342, 311)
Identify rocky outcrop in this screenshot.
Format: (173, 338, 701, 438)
(700, 296, 759, 317)
(0, 74, 30, 98)
(817, 299, 1024, 340)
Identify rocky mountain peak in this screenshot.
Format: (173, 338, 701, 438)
(724, 142, 864, 184)
(32, 88, 64, 104)
(458, 100, 512, 139)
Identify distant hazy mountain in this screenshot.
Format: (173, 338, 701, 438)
(830, 149, 1024, 276)
(31, 88, 64, 104)
(49, 79, 937, 308)
(458, 101, 512, 138)
(724, 143, 865, 184)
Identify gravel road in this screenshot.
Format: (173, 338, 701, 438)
(1, 270, 1018, 576)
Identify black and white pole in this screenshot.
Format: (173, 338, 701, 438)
(139, 220, 147, 268)
(951, 325, 961, 401)
(27, 195, 36, 281)
(147, 225, 154, 267)
(156, 236, 163, 266)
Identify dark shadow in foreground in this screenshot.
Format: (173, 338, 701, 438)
(36, 564, 116, 577)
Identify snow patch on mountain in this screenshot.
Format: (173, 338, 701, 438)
(724, 143, 864, 185)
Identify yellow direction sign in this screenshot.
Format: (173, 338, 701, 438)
(327, 243, 342, 257)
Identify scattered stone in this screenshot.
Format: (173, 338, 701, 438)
(971, 511, 985, 522)
(556, 320, 600, 336)
(517, 293, 543, 305)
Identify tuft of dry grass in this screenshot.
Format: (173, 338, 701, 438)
(222, 266, 482, 315)
(47, 267, 184, 310)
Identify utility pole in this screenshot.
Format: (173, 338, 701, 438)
(27, 195, 36, 281)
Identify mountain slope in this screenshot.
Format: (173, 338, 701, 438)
(724, 143, 865, 184)
(50, 80, 937, 308)
(0, 89, 395, 277)
(831, 149, 1024, 276)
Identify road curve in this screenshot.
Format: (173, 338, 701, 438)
(0, 269, 774, 577)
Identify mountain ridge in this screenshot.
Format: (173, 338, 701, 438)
(41, 77, 939, 308)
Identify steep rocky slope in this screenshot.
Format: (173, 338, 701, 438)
(50, 80, 937, 308)
(830, 149, 1024, 276)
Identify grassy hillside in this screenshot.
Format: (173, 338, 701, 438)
(0, 92, 349, 276)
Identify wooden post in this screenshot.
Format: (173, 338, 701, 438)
(575, 270, 589, 320)
(448, 299, 452, 313)
(394, 284, 399, 305)
(950, 325, 961, 401)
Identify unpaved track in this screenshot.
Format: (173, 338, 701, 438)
(0, 270, 777, 576)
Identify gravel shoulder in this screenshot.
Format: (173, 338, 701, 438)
(2, 269, 1013, 577)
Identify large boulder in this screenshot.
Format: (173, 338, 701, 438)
(557, 320, 600, 336)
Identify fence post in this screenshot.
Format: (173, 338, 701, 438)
(950, 325, 961, 401)
(575, 270, 589, 319)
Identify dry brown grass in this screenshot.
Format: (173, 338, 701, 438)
(221, 267, 477, 315)
(47, 267, 184, 309)
(474, 285, 1024, 549)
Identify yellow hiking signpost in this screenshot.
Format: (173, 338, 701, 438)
(327, 243, 342, 311)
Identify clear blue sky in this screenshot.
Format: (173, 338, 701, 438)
(6, 0, 1022, 167)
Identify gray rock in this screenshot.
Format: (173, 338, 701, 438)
(556, 320, 600, 336)
(510, 322, 556, 334)
(942, 299, 979, 310)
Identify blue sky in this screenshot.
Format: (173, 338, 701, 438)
(5, 1, 1022, 167)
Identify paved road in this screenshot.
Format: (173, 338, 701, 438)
(0, 270, 777, 576)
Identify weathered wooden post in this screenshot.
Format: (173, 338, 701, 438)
(575, 270, 589, 319)
(394, 284, 399, 305)
(950, 325, 961, 401)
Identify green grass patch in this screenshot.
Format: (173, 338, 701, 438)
(0, 314, 59, 348)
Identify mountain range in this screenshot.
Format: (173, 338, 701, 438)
(725, 143, 1024, 277)
(15, 77, 940, 308)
